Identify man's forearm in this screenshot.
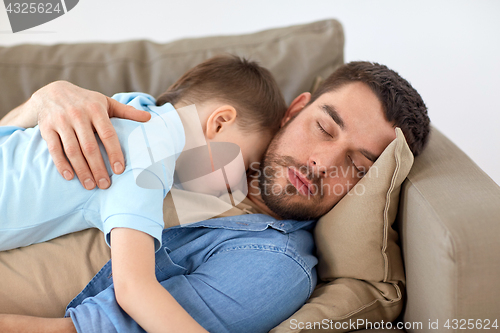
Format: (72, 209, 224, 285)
(0, 101, 37, 128)
(0, 314, 76, 333)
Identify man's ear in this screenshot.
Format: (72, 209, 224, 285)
(281, 92, 311, 127)
(205, 105, 237, 140)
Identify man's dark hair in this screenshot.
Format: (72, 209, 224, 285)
(156, 54, 287, 134)
(310, 61, 430, 156)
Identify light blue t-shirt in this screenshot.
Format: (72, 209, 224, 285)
(0, 92, 185, 251)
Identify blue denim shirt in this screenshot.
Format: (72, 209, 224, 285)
(65, 214, 317, 333)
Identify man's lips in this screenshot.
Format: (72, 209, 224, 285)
(287, 167, 314, 196)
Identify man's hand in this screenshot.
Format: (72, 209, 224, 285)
(33, 81, 151, 190)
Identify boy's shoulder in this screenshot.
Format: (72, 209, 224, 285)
(108, 94, 185, 181)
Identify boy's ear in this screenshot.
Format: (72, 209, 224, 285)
(205, 105, 237, 140)
(281, 92, 311, 127)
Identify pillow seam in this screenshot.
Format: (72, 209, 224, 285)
(382, 132, 402, 283)
(329, 283, 403, 321)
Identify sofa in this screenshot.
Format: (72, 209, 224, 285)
(1, 19, 499, 333)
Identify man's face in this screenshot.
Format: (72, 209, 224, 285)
(256, 82, 397, 220)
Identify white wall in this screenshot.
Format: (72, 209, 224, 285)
(1, 0, 499, 185)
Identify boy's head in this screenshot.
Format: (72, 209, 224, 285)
(156, 55, 287, 170)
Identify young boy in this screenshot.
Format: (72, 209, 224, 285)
(0, 55, 287, 332)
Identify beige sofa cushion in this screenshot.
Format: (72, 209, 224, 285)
(271, 128, 413, 332)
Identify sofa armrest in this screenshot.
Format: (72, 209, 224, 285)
(396, 127, 500, 331)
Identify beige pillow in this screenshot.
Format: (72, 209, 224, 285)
(270, 127, 413, 332)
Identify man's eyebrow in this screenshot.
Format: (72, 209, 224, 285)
(360, 149, 377, 163)
(320, 104, 377, 163)
(321, 104, 345, 130)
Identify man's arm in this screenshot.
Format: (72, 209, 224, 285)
(0, 101, 37, 128)
(0, 81, 151, 190)
(0, 314, 76, 333)
(110, 228, 208, 333)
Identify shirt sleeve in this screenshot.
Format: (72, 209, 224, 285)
(65, 245, 314, 333)
(99, 169, 165, 252)
(98, 92, 183, 251)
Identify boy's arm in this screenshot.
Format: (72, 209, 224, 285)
(110, 228, 208, 333)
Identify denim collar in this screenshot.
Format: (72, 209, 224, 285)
(171, 213, 316, 234)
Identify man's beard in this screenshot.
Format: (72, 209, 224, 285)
(257, 130, 325, 221)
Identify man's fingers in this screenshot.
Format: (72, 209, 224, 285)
(71, 121, 112, 190)
(107, 97, 151, 122)
(93, 112, 125, 175)
(43, 130, 75, 182)
(58, 128, 98, 190)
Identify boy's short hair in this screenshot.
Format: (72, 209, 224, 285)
(157, 55, 287, 133)
(310, 61, 430, 156)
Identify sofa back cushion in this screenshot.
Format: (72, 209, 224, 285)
(0, 19, 344, 118)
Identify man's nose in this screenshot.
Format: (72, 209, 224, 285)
(308, 150, 344, 179)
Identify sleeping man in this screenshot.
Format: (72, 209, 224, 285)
(0, 61, 429, 333)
